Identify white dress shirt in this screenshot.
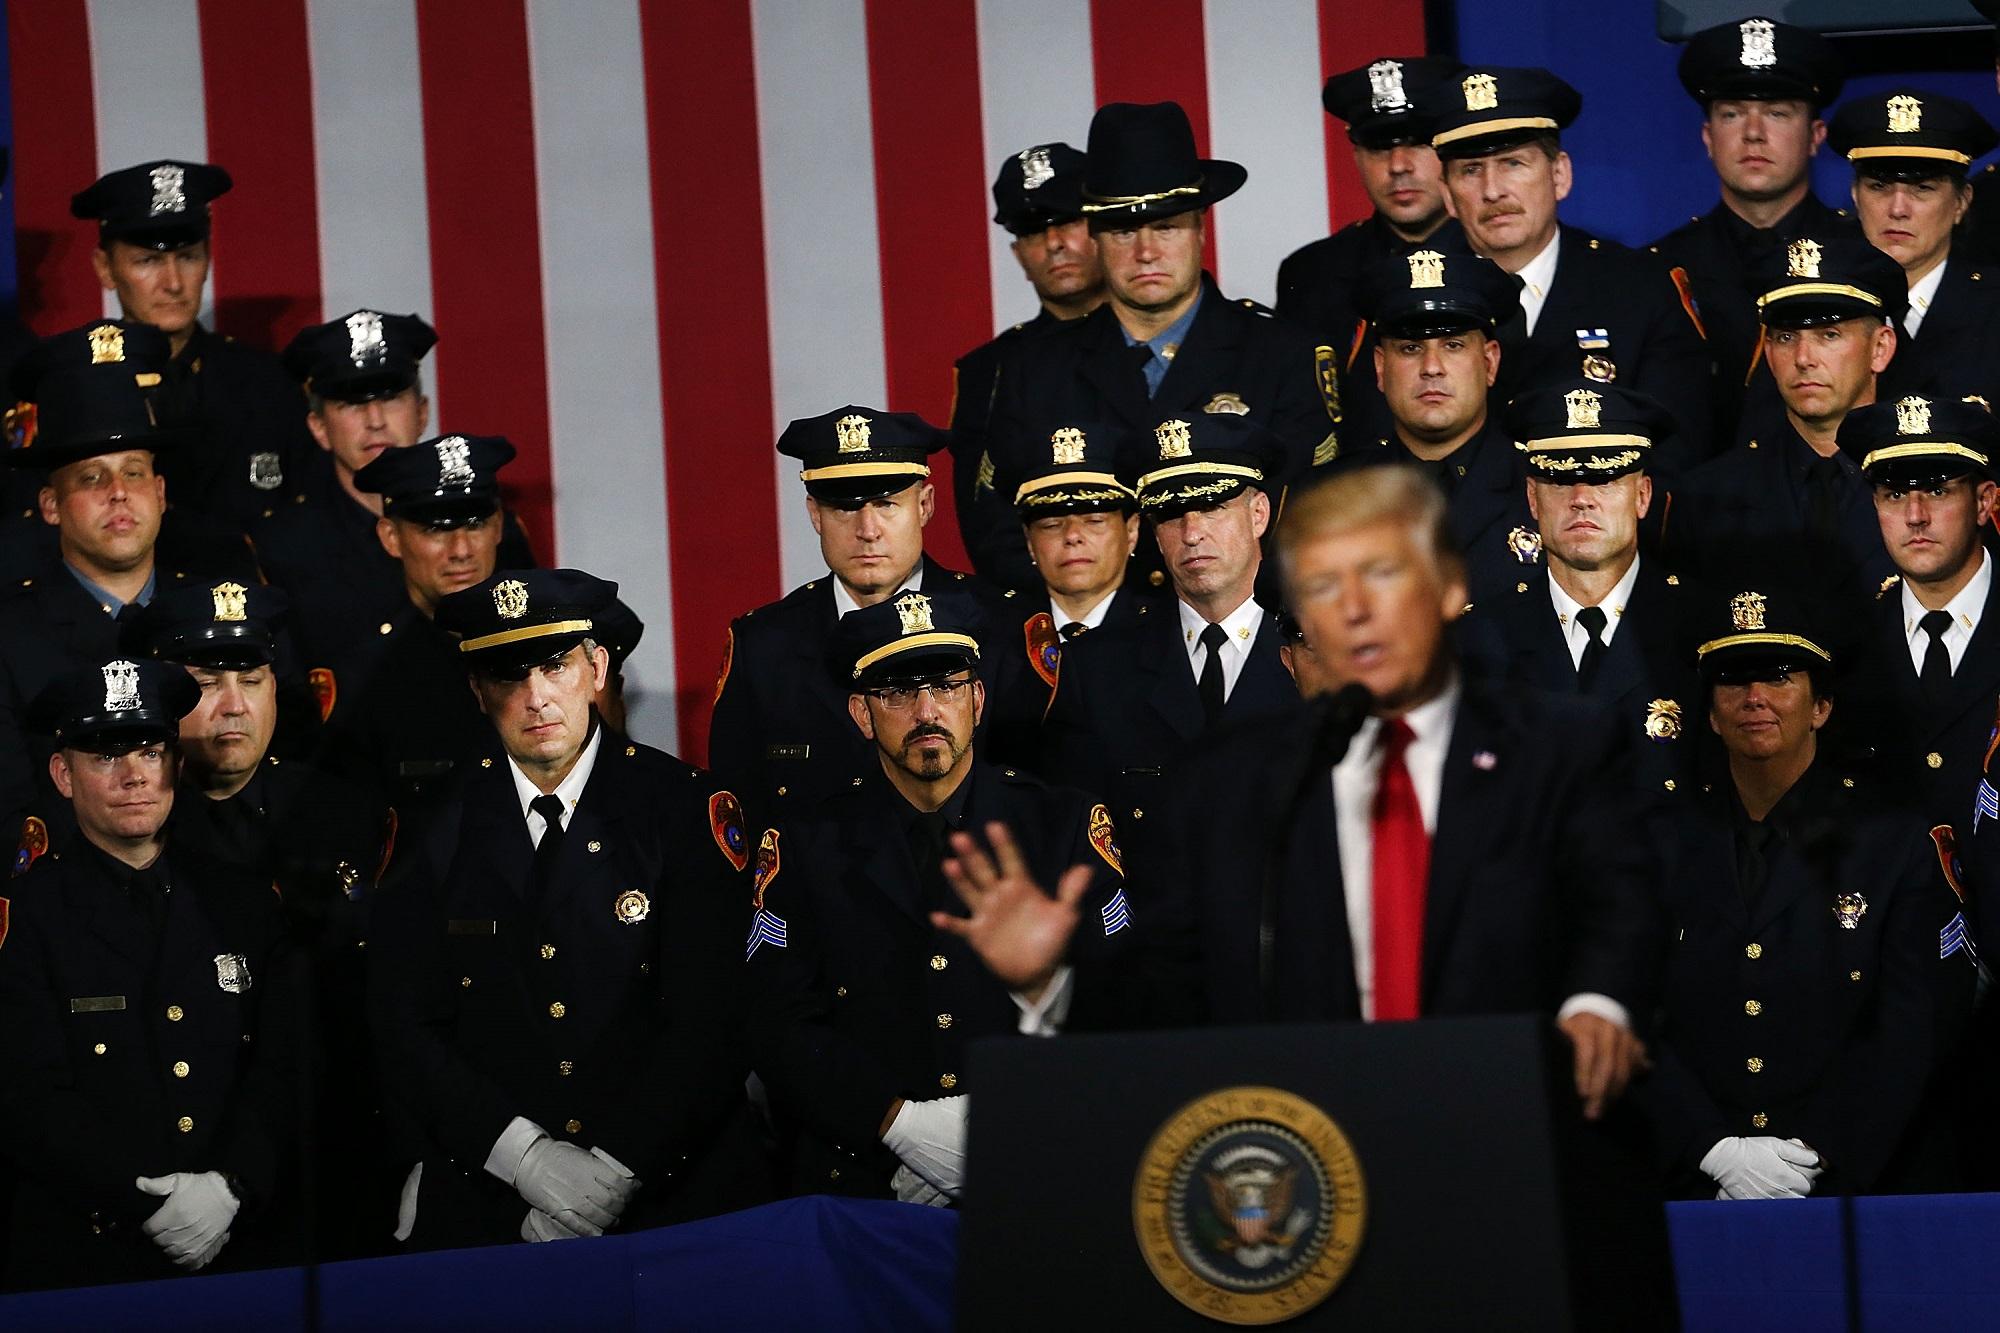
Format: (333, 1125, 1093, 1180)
(1178, 594, 1263, 702)
(510, 722, 604, 845)
(1905, 259, 1948, 340)
(1902, 548, 1989, 677)
(1052, 588, 1117, 634)
(1547, 555, 1643, 673)
(1329, 677, 1629, 1029)
(1514, 230, 1562, 337)
(832, 564, 922, 618)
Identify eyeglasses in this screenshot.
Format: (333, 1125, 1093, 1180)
(864, 678, 975, 711)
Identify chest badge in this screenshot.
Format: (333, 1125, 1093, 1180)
(1505, 526, 1543, 564)
(214, 953, 252, 993)
(1644, 699, 1683, 742)
(1832, 892, 1868, 930)
(247, 451, 283, 490)
(614, 889, 650, 925)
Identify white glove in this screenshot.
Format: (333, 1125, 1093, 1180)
(521, 1208, 573, 1243)
(890, 1164, 952, 1207)
(513, 1137, 637, 1237)
(1701, 1136, 1824, 1200)
(881, 1095, 969, 1197)
(136, 1172, 241, 1270)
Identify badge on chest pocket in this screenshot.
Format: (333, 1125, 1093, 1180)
(214, 953, 252, 993)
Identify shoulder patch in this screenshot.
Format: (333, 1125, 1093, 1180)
(0, 895, 8, 948)
(1025, 612, 1060, 689)
(709, 792, 750, 871)
(1932, 825, 1967, 903)
(309, 667, 337, 723)
(746, 829, 788, 959)
(14, 816, 48, 878)
(713, 626, 735, 706)
(1667, 266, 1706, 340)
(1314, 344, 1341, 423)
(1087, 803, 1123, 878)
(752, 828, 781, 907)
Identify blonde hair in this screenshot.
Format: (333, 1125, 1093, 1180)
(1275, 464, 1463, 584)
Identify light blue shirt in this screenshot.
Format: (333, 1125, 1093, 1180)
(1123, 286, 1205, 397)
(65, 561, 155, 616)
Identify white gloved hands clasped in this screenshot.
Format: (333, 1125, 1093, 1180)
(881, 1095, 968, 1199)
(1701, 1136, 1824, 1200)
(513, 1138, 639, 1238)
(136, 1171, 240, 1270)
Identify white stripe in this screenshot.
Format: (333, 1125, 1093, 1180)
(974, 0, 1098, 338)
(84, 0, 214, 327)
(523, 0, 679, 749)
(750, 0, 889, 592)
(1202, 0, 1330, 307)
(305, 0, 441, 420)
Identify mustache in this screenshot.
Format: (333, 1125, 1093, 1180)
(903, 726, 953, 746)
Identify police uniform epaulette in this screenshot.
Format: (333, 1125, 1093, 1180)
(1588, 238, 1600, 250)
(1238, 298, 1276, 317)
(1877, 574, 1901, 600)
(1002, 588, 1016, 598)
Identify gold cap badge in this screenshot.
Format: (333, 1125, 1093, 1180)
(1896, 396, 1931, 436)
(1786, 238, 1822, 280)
(1050, 427, 1087, 465)
(1156, 418, 1192, 460)
(1462, 73, 1498, 112)
(88, 324, 125, 365)
(1563, 388, 1602, 430)
(835, 414, 872, 454)
(1731, 591, 1768, 632)
(1407, 249, 1446, 290)
(493, 578, 530, 620)
(210, 582, 247, 623)
(1887, 95, 1922, 135)
(894, 591, 935, 636)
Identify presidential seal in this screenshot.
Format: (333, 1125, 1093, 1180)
(1133, 1085, 1365, 1325)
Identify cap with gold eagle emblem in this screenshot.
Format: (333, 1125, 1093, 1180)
(1841, 394, 2000, 488)
(2, 320, 183, 473)
(1507, 380, 1674, 482)
(1430, 66, 1582, 161)
(1355, 239, 1521, 340)
(1752, 231, 1908, 329)
(999, 418, 1138, 517)
(1133, 411, 1285, 517)
(777, 404, 946, 505)
(1829, 89, 1998, 183)
(436, 568, 618, 676)
(1696, 585, 1833, 683)
(832, 588, 984, 688)
(122, 580, 291, 671)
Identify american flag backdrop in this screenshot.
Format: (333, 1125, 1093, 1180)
(6, 0, 1424, 760)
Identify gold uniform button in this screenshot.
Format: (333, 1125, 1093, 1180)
(937, 1013, 953, 1029)
(549, 1002, 567, 1019)
(1746, 1057, 1765, 1074)
(1751, 1112, 1769, 1130)
(378, 622, 393, 635)
(166, 1005, 184, 1021)
(565, 1119, 583, 1134)
(1131, 808, 1145, 820)
(540, 944, 556, 960)
(93, 1043, 107, 1056)
(1663, 780, 1676, 792)
(939, 1073, 958, 1090)
(461, 976, 472, 989)
(829, 1167, 841, 1182)
(776, 786, 788, 797)
(1745, 943, 1762, 960)
(177, 1116, 194, 1133)
(172, 1061, 190, 1078)
(835, 986, 848, 998)
(559, 1061, 574, 1076)
(1744, 1000, 1762, 1017)
(1927, 752, 1944, 769)
(930, 955, 948, 972)
(1850, 970, 1862, 982)
(586, 841, 602, 854)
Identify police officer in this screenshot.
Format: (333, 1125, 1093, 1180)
(985, 101, 1339, 505)
(1039, 413, 1299, 863)
(1841, 397, 2000, 824)
(259, 310, 536, 670)
(0, 658, 305, 1289)
(1468, 382, 1702, 797)
(1432, 67, 1714, 469)
(710, 406, 1025, 820)
(744, 588, 1130, 1201)
(1339, 239, 1536, 606)
(1668, 233, 1906, 611)
(368, 569, 765, 1248)
(1829, 91, 2000, 406)
(0, 322, 258, 829)
(1277, 54, 1464, 442)
(70, 161, 313, 531)
(121, 578, 394, 1259)
(590, 594, 645, 737)
(952, 144, 1106, 593)
(1637, 588, 1973, 1196)
(316, 434, 517, 806)
(1652, 17, 1848, 447)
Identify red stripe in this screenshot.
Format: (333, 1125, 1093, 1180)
(413, 0, 555, 560)
(637, 0, 782, 763)
(1315, 0, 1428, 230)
(1087, 0, 1217, 279)
(196, 0, 322, 353)
(863, 0, 985, 573)
(7, 0, 100, 334)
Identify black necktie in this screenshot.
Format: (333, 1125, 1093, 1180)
(1804, 458, 1842, 547)
(1059, 621, 1087, 641)
(1197, 623, 1229, 727)
(1920, 609, 1955, 702)
(1736, 819, 1777, 910)
(530, 794, 567, 890)
(1574, 605, 1609, 692)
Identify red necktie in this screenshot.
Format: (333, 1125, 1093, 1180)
(1370, 718, 1429, 1021)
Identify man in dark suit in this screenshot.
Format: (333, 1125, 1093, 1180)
(1467, 382, 1702, 797)
(368, 569, 765, 1250)
(745, 590, 1129, 1202)
(951, 144, 1105, 593)
(0, 658, 305, 1290)
(985, 101, 1339, 505)
(1636, 587, 1973, 1197)
(1039, 413, 1300, 857)
(966, 464, 1658, 1121)
(1337, 240, 1537, 606)
(1432, 67, 1713, 470)
(1650, 17, 1849, 448)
